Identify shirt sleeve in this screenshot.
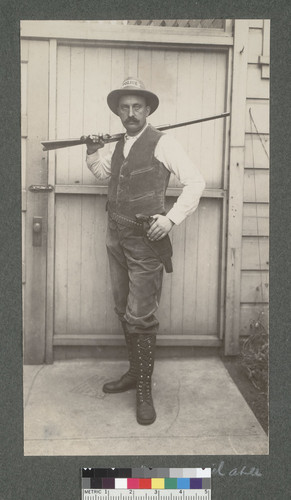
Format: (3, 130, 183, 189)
(154, 133, 206, 225)
(86, 148, 113, 180)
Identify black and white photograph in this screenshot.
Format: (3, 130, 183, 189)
(21, 19, 269, 456)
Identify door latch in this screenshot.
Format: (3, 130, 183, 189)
(29, 184, 54, 192)
(32, 216, 42, 247)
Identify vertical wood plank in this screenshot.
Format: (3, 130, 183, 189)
(170, 215, 186, 334)
(46, 39, 57, 362)
(95, 47, 113, 133)
(82, 45, 101, 185)
(188, 51, 204, 179)
(218, 47, 232, 339)
(68, 46, 85, 184)
(80, 196, 107, 333)
(207, 200, 221, 333)
(60, 46, 85, 337)
(23, 40, 49, 364)
(137, 48, 152, 83)
(225, 20, 249, 354)
(200, 51, 227, 188)
(66, 195, 82, 334)
(54, 196, 69, 334)
(110, 48, 125, 134)
(157, 199, 173, 335)
(56, 44, 71, 184)
(157, 264, 172, 335)
(213, 52, 228, 188)
(150, 49, 166, 127)
(195, 199, 220, 334)
(231, 21, 249, 147)
(124, 48, 138, 77)
(182, 210, 199, 334)
(176, 50, 191, 144)
(82, 46, 112, 185)
(201, 52, 217, 187)
(159, 50, 179, 189)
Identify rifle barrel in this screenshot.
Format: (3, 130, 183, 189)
(41, 112, 230, 151)
(158, 112, 230, 131)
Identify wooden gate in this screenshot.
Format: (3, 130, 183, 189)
(21, 22, 233, 362)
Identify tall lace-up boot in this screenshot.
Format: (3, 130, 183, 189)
(103, 324, 137, 393)
(136, 334, 156, 425)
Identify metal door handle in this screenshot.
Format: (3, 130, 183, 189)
(32, 216, 42, 246)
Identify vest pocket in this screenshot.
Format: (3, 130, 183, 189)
(129, 191, 155, 202)
(130, 165, 154, 176)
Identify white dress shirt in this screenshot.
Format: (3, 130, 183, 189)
(86, 124, 205, 225)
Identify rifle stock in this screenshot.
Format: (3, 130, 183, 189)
(41, 112, 230, 151)
(41, 133, 124, 151)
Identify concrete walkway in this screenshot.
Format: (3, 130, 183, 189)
(23, 358, 268, 456)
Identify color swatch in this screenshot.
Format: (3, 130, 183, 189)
(82, 468, 211, 491)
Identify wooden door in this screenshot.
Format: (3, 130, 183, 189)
(48, 42, 229, 357)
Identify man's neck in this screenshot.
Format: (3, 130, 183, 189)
(125, 122, 148, 138)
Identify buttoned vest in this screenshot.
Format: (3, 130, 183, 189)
(107, 125, 170, 218)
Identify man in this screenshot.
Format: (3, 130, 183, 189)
(85, 77, 205, 425)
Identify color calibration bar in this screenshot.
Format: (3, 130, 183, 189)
(81, 469, 211, 500)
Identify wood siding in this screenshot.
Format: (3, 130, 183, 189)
(240, 21, 269, 335)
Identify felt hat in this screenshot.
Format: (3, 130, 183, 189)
(107, 77, 159, 115)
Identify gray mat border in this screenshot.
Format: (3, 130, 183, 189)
(0, 2, 290, 499)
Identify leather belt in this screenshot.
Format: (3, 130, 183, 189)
(109, 211, 143, 229)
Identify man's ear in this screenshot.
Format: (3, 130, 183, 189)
(146, 106, 151, 117)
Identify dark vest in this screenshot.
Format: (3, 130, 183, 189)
(108, 125, 170, 218)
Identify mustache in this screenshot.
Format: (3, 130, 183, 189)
(125, 117, 139, 124)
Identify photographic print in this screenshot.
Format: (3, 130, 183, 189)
(21, 19, 269, 456)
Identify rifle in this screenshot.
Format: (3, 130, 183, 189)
(41, 112, 230, 151)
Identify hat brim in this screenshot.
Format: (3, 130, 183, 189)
(107, 89, 159, 116)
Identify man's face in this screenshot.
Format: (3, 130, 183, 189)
(117, 94, 150, 136)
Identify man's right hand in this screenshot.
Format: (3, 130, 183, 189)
(81, 134, 105, 155)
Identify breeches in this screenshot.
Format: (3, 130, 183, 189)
(106, 218, 164, 335)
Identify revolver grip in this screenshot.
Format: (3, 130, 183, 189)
(135, 213, 154, 232)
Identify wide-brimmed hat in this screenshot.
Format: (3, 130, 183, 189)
(107, 77, 159, 116)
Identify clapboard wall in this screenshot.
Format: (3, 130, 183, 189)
(240, 20, 269, 334)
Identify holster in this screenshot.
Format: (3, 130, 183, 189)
(135, 214, 173, 273)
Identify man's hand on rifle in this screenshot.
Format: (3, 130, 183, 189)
(81, 134, 105, 155)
